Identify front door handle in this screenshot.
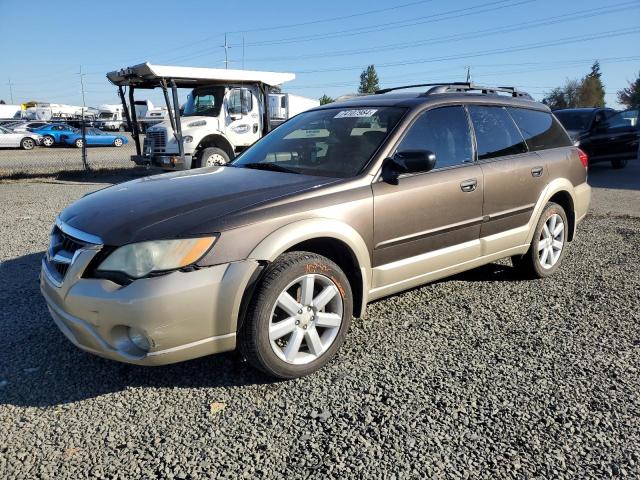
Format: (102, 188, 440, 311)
(531, 166, 544, 177)
(460, 178, 477, 192)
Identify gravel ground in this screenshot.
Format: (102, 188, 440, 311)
(0, 169, 639, 478)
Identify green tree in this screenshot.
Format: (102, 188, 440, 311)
(543, 79, 582, 110)
(578, 61, 605, 107)
(319, 94, 334, 105)
(358, 65, 380, 94)
(617, 71, 640, 109)
(0, 100, 5, 104)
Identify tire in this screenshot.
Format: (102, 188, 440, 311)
(74, 138, 84, 148)
(42, 135, 55, 147)
(611, 158, 628, 169)
(199, 147, 230, 168)
(239, 251, 353, 379)
(113, 138, 123, 147)
(512, 202, 569, 279)
(20, 138, 35, 150)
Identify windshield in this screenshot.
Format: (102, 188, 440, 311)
(232, 107, 406, 178)
(98, 112, 114, 119)
(554, 110, 594, 131)
(183, 86, 225, 117)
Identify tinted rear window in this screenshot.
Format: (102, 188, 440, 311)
(508, 108, 572, 151)
(553, 110, 593, 131)
(468, 105, 527, 160)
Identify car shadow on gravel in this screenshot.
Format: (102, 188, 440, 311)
(0, 252, 277, 408)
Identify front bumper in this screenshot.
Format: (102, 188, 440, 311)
(131, 153, 193, 170)
(40, 249, 259, 365)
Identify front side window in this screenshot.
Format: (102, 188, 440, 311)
(468, 105, 527, 160)
(395, 106, 473, 170)
(231, 107, 406, 178)
(228, 88, 253, 115)
(606, 109, 639, 129)
(508, 108, 572, 151)
(183, 86, 225, 117)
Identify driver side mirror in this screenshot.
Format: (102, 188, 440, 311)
(381, 150, 436, 184)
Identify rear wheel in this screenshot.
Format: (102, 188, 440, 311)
(239, 251, 353, 379)
(20, 138, 35, 150)
(113, 138, 123, 147)
(512, 202, 568, 278)
(199, 147, 230, 168)
(611, 158, 628, 169)
(74, 138, 84, 148)
(42, 135, 55, 147)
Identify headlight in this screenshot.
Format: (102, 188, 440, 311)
(187, 120, 206, 127)
(97, 237, 217, 278)
(183, 135, 193, 143)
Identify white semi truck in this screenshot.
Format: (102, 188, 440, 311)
(268, 93, 319, 126)
(106, 63, 317, 170)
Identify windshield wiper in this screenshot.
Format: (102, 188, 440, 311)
(241, 162, 300, 174)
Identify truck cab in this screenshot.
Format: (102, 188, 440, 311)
(106, 63, 304, 170)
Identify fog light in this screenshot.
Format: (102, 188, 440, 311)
(128, 327, 150, 352)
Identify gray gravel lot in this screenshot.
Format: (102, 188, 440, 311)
(0, 165, 639, 478)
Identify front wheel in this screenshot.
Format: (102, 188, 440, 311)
(239, 252, 353, 379)
(113, 138, 123, 147)
(512, 202, 568, 279)
(20, 138, 35, 150)
(74, 138, 84, 148)
(42, 135, 55, 147)
(199, 147, 230, 168)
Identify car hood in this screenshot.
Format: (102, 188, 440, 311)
(59, 166, 338, 245)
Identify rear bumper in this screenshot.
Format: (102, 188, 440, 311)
(574, 182, 591, 223)
(40, 252, 259, 365)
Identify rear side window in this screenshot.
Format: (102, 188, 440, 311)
(507, 108, 571, 151)
(468, 105, 527, 160)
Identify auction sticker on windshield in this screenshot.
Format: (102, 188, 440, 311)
(334, 109, 378, 118)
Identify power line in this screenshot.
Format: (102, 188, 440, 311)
(293, 27, 640, 74)
(240, 2, 638, 64)
(166, 0, 532, 64)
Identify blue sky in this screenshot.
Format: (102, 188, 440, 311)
(1, 0, 639, 108)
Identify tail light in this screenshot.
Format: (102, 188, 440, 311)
(577, 148, 589, 169)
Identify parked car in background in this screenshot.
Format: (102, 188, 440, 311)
(41, 83, 591, 379)
(554, 108, 639, 168)
(32, 123, 78, 147)
(9, 121, 50, 133)
(61, 127, 128, 148)
(0, 126, 42, 149)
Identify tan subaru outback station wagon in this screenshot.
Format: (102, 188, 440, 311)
(41, 83, 591, 378)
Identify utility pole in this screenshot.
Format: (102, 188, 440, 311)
(7, 78, 14, 104)
(242, 36, 245, 70)
(78, 65, 89, 170)
(221, 33, 232, 69)
(465, 66, 471, 83)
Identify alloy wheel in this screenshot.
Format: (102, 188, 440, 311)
(538, 213, 564, 269)
(269, 274, 343, 365)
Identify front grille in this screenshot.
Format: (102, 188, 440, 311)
(146, 129, 166, 152)
(45, 225, 89, 284)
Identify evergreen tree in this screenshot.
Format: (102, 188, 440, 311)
(319, 94, 334, 105)
(578, 61, 605, 107)
(358, 65, 380, 94)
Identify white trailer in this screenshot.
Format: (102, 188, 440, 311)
(107, 63, 312, 170)
(268, 93, 319, 123)
(96, 104, 126, 131)
(0, 104, 22, 120)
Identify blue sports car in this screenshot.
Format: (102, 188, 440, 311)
(62, 128, 129, 148)
(32, 124, 78, 147)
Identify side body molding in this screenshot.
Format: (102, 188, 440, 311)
(248, 218, 372, 316)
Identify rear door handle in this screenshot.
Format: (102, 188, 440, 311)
(460, 178, 477, 192)
(531, 166, 544, 177)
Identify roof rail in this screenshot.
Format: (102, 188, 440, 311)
(375, 82, 532, 99)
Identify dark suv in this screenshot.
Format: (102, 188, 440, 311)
(554, 107, 640, 168)
(41, 83, 591, 378)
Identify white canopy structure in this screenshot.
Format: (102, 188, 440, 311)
(107, 63, 295, 89)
